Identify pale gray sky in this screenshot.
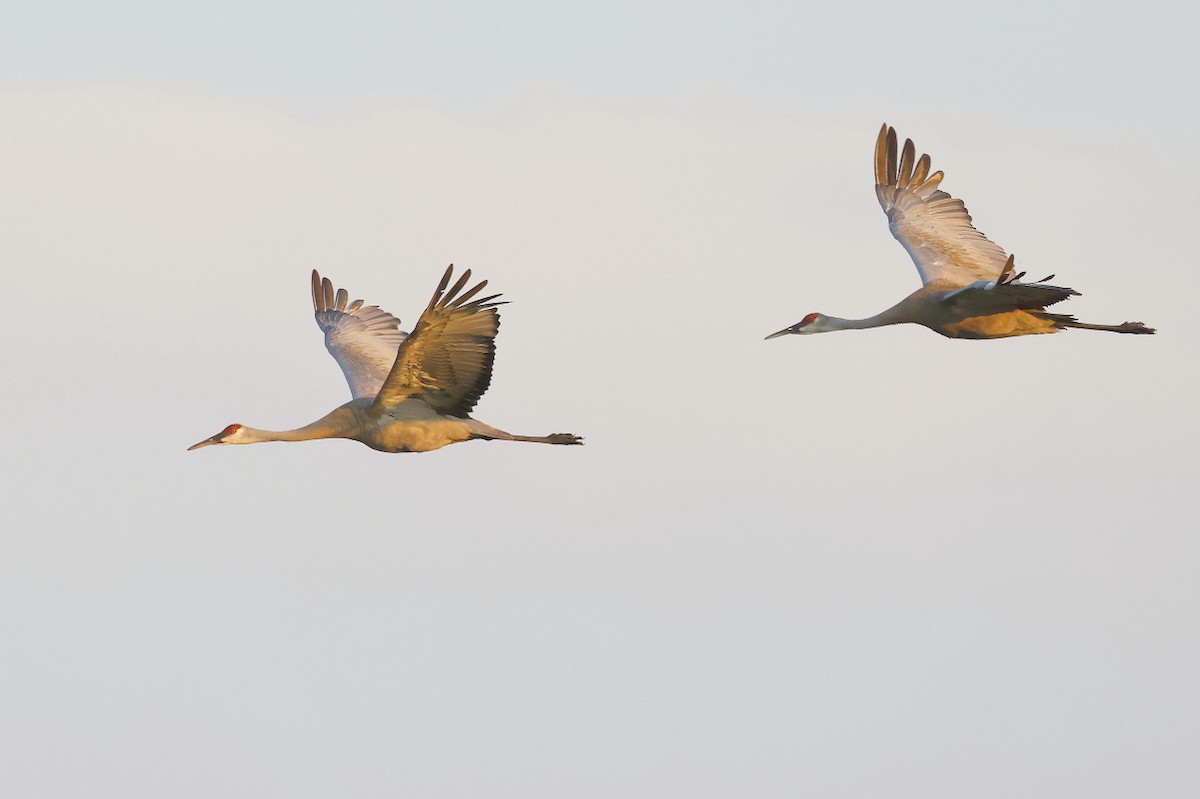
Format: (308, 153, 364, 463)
(2, 2, 1198, 797)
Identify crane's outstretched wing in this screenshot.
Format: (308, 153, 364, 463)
(312, 270, 408, 399)
(875, 124, 1010, 288)
(370, 265, 505, 418)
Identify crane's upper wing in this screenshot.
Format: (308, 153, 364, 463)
(370, 265, 504, 418)
(312, 270, 408, 399)
(875, 124, 1010, 288)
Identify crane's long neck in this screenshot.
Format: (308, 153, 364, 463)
(236, 422, 340, 444)
(821, 301, 916, 331)
(236, 408, 359, 444)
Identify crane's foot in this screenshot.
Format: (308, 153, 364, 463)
(1116, 321, 1156, 334)
(546, 433, 584, 445)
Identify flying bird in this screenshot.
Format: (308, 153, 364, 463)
(189, 266, 583, 453)
(766, 124, 1155, 340)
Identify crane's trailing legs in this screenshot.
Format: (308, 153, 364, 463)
(465, 419, 583, 445)
(1051, 317, 1155, 334)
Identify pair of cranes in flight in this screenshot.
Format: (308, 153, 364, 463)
(189, 124, 1154, 455)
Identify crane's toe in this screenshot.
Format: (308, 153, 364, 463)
(548, 433, 584, 445)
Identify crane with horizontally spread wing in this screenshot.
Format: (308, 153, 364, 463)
(767, 124, 1155, 340)
(189, 266, 583, 453)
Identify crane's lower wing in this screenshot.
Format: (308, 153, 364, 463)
(370, 265, 505, 418)
(875, 124, 1011, 287)
(942, 269, 1079, 317)
(312, 271, 408, 399)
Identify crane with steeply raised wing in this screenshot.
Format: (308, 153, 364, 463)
(189, 266, 583, 453)
(767, 124, 1155, 340)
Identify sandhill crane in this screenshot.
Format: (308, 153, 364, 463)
(766, 124, 1155, 340)
(189, 266, 583, 453)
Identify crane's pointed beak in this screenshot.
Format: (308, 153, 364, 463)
(764, 325, 795, 340)
(187, 435, 221, 451)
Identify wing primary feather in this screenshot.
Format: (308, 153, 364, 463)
(335, 288, 348, 310)
(885, 128, 898, 186)
(898, 138, 915, 187)
(472, 293, 506, 307)
(445, 269, 473, 302)
(874, 123, 889, 186)
(322, 277, 335, 310)
(450, 279, 489, 307)
(911, 154, 930, 185)
(426, 265, 455, 310)
(311, 270, 322, 311)
(913, 170, 944, 195)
